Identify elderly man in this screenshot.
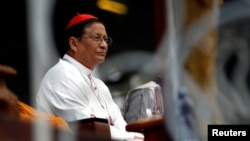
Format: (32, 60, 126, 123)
(36, 13, 143, 141)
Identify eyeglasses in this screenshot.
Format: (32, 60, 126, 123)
(81, 36, 113, 45)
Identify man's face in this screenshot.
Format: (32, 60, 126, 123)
(75, 22, 109, 69)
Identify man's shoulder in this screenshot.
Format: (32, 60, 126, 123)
(43, 59, 79, 79)
(50, 59, 77, 72)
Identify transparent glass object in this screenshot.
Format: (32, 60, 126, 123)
(124, 81, 164, 123)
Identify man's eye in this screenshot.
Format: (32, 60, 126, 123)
(93, 36, 101, 41)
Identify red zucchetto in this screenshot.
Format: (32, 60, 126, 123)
(66, 13, 98, 30)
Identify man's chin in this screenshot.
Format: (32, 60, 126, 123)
(97, 58, 105, 64)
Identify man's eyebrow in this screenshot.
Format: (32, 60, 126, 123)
(90, 33, 100, 36)
(91, 33, 108, 38)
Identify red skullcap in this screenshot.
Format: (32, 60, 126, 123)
(66, 13, 98, 30)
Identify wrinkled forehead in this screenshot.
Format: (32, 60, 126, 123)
(84, 23, 107, 36)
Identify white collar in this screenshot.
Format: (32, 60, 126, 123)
(62, 54, 93, 76)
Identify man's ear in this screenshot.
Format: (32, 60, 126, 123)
(68, 37, 78, 52)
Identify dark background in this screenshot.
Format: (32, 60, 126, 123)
(0, 0, 249, 106)
(0, 0, 159, 105)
